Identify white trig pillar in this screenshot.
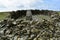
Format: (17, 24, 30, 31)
(26, 10, 32, 20)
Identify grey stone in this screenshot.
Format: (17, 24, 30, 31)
(26, 10, 32, 20)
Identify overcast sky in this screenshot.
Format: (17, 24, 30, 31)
(0, 0, 60, 11)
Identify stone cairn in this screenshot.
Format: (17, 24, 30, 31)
(0, 10, 60, 40)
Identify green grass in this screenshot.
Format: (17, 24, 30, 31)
(58, 12, 60, 15)
(32, 15, 50, 21)
(0, 12, 9, 20)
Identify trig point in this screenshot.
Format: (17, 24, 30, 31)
(26, 10, 32, 20)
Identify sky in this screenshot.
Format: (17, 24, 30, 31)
(0, 0, 60, 11)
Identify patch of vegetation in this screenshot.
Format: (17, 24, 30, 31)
(57, 11, 60, 15)
(0, 12, 9, 20)
(32, 15, 50, 22)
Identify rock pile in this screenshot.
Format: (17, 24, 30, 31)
(0, 10, 60, 40)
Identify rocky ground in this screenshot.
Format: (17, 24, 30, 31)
(0, 12, 60, 40)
